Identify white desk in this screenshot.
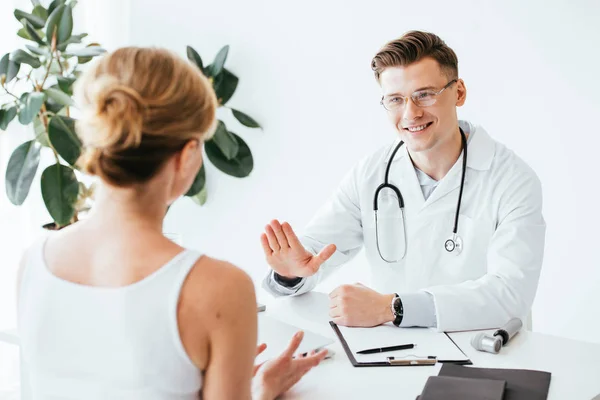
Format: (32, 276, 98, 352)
(261, 291, 600, 400)
(3, 293, 600, 399)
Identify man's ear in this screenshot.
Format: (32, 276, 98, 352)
(456, 79, 467, 107)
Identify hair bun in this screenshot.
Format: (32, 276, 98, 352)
(74, 47, 217, 187)
(78, 76, 146, 152)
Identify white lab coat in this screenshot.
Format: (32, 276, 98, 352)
(290, 121, 545, 332)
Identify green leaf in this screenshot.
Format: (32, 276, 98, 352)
(46, 4, 65, 44)
(186, 46, 204, 73)
(25, 44, 47, 56)
(32, 5, 48, 21)
(6, 60, 20, 83)
(190, 186, 208, 206)
(210, 120, 239, 160)
(232, 109, 261, 128)
(18, 92, 45, 125)
(41, 163, 79, 226)
(48, 0, 66, 16)
(31, 0, 41, 6)
(17, 27, 32, 41)
(45, 87, 74, 107)
(57, 4, 73, 44)
(11, 49, 41, 68)
(48, 115, 81, 165)
(23, 20, 45, 45)
(45, 98, 64, 115)
(57, 76, 76, 94)
(0, 54, 9, 78)
(213, 68, 238, 105)
(33, 114, 50, 146)
(5, 140, 41, 205)
(56, 33, 87, 52)
(14, 9, 45, 29)
(205, 132, 253, 178)
(64, 46, 106, 57)
(0, 107, 18, 130)
(210, 45, 229, 77)
(185, 164, 206, 196)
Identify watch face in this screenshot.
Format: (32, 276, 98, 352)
(393, 297, 403, 316)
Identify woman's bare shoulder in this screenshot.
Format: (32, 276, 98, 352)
(181, 255, 256, 320)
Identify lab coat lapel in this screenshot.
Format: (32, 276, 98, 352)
(422, 153, 465, 209)
(423, 123, 496, 209)
(394, 145, 425, 212)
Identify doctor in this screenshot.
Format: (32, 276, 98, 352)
(261, 31, 546, 332)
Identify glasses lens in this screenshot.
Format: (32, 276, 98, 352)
(413, 91, 436, 107)
(383, 96, 404, 111)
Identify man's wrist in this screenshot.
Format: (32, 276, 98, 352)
(273, 271, 303, 287)
(390, 294, 404, 327)
(381, 293, 396, 324)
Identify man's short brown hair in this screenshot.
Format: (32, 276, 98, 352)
(371, 31, 458, 82)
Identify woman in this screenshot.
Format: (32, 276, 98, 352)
(17, 47, 326, 399)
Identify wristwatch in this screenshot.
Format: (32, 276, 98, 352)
(390, 293, 404, 327)
(273, 272, 303, 287)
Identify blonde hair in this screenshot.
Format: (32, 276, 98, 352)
(371, 31, 458, 82)
(75, 47, 217, 186)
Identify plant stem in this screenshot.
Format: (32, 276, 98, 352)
(38, 103, 60, 164)
(56, 53, 65, 75)
(39, 50, 55, 90)
(40, 103, 49, 128)
(1, 85, 20, 101)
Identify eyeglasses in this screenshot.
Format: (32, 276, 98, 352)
(380, 79, 457, 111)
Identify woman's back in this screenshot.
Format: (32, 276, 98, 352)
(18, 228, 207, 399)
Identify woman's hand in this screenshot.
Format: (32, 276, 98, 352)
(253, 331, 328, 400)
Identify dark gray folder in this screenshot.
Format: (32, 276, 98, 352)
(437, 363, 551, 400)
(418, 376, 507, 400)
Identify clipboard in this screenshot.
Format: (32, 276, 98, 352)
(329, 321, 472, 367)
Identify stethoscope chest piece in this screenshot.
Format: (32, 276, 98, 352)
(444, 234, 463, 255)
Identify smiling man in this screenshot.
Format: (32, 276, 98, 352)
(261, 31, 546, 332)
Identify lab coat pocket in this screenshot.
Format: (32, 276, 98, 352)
(429, 213, 494, 284)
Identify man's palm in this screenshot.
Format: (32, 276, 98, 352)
(261, 220, 336, 279)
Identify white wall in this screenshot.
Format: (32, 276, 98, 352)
(145, 0, 598, 344)
(2, 0, 599, 345)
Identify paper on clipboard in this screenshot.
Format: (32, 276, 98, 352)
(338, 323, 469, 363)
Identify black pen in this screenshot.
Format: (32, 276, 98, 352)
(356, 343, 415, 354)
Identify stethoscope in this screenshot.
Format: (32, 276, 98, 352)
(373, 128, 468, 263)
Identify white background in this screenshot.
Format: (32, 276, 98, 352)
(1, 0, 599, 347)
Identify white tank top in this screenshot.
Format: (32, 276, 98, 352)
(18, 235, 204, 400)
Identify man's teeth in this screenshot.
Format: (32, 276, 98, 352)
(406, 124, 429, 132)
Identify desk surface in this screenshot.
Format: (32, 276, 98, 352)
(260, 291, 600, 400)
(3, 293, 600, 399)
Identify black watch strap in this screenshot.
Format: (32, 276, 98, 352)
(392, 293, 404, 327)
(273, 272, 303, 287)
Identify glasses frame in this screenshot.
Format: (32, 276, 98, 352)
(380, 79, 458, 111)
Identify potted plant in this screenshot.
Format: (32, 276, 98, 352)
(183, 44, 262, 205)
(1, 0, 106, 230)
(1, 0, 262, 230)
